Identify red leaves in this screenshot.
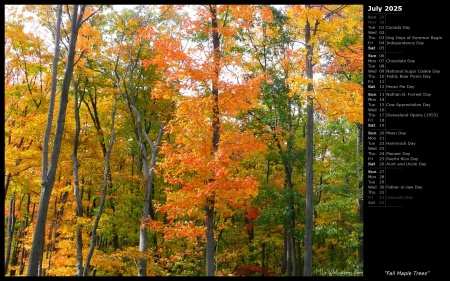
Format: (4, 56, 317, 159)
(245, 207, 261, 220)
(244, 206, 260, 230)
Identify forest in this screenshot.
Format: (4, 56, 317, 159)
(4, 4, 363, 277)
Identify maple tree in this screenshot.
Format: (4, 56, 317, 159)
(105, 6, 171, 276)
(4, 4, 363, 277)
(147, 5, 269, 276)
(237, 6, 306, 275)
(282, 5, 363, 275)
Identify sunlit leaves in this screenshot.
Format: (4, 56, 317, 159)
(285, 5, 363, 123)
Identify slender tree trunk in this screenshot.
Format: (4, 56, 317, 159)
(303, 14, 317, 276)
(41, 5, 62, 180)
(205, 4, 221, 277)
(83, 99, 117, 276)
(297, 238, 302, 275)
(275, 134, 296, 276)
(115, 43, 166, 274)
(138, 121, 165, 276)
(281, 229, 287, 275)
(18, 194, 32, 275)
(287, 166, 296, 276)
(137, 124, 150, 276)
(290, 219, 297, 275)
(111, 30, 154, 275)
(71, 79, 84, 276)
(136, 125, 159, 276)
(303, 90, 314, 277)
(28, 5, 85, 276)
(4, 172, 11, 200)
(205, 198, 215, 276)
(286, 231, 292, 276)
(46, 192, 68, 274)
(4, 197, 15, 275)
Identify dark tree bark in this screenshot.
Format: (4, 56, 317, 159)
(4, 172, 11, 200)
(281, 229, 287, 275)
(41, 5, 62, 181)
(27, 5, 85, 276)
(19, 194, 33, 275)
(205, 4, 221, 277)
(4, 197, 15, 275)
(303, 12, 318, 276)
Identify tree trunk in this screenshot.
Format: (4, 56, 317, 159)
(4, 172, 11, 200)
(110, 26, 157, 275)
(41, 5, 62, 181)
(297, 237, 302, 275)
(7, 194, 25, 272)
(137, 129, 150, 276)
(287, 164, 296, 276)
(19, 194, 32, 275)
(290, 219, 297, 275)
(83, 99, 117, 276)
(205, 4, 221, 277)
(114, 46, 167, 274)
(27, 5, 85, 276)
(4, 197, 15, 275)
(281, 229, 287, 275)
(71, 79, 84, 276)
(303, 14, 317, 276)
(205, 199, 215, 276)
(286, 231, 292, 276)
(137, 121, 165, 276)
(275, 127, 297, 276)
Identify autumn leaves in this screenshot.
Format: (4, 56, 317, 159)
(4, 5, 363, 276)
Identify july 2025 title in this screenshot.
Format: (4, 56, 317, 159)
(368, 5, 403, 12)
